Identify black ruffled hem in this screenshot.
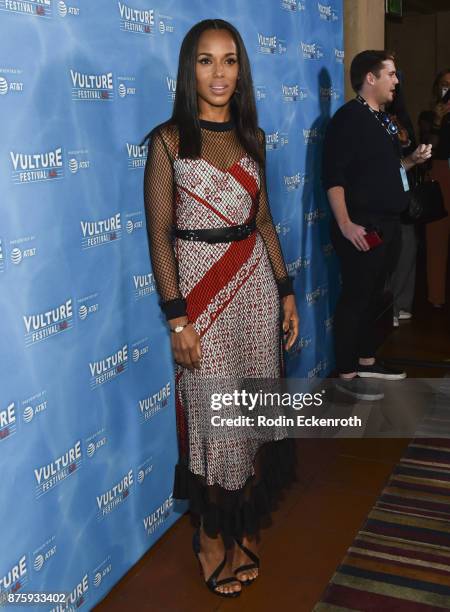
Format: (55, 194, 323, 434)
(173, 438, 297, 541)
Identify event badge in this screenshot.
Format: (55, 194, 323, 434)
(400, 166, 409, 192)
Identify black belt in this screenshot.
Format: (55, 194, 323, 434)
(174, 219, 256, 244)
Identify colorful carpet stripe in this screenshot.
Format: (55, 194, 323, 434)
(315, 438, 450, 611)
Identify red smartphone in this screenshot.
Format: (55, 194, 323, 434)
(365, 230, 383, 249)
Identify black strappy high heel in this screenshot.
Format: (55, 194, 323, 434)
(192, 530, 241, 598)
(233, 538, 260, 586)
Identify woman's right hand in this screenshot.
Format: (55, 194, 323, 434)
(169, 318, 202, 371)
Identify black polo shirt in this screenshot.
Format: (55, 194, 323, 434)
(322, 99, 409, 218)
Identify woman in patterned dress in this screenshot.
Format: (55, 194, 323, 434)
(144, 19, 299, 598)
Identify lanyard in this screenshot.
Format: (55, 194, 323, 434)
(356, 95, 399, 141)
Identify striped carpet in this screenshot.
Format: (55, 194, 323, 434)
(315, 438, 450, 611)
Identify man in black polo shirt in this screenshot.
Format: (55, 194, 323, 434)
(323, 50, 432, 400)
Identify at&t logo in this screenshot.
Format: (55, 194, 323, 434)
(131, 338, 149, 363)
(158, 14, 174, 34)
(58, 1, 79, 16)
(86, 432, 107, 458)
(117, 76, 136, 98)
(0, 73, 24, 95)
(34, 555, 44, 571)
(21, 390, 48, 425)
(78, 303, 98, 320)
(132, 346, 148, 362)
(10, 248, 22, 264)
(9, 236, 37, 265)
(137, 466, 152, 483)
(23, 406, 34, 423)
(33, 538, 56, 573)
(137, 457, 153, 484)
(92, 558, 112, 589)
(68, 149, 90, 174)
(125, 211, 144, 235)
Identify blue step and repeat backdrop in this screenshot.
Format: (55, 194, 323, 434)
(0, 0, 343, 609)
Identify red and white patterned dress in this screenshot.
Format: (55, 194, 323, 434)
(144, 118, 295, 538)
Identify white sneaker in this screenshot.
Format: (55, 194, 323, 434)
(393, 316, 399, 328)
(399, 310, 412, 320)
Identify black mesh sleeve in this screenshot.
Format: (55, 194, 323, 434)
(256, 129, 294, 298)
(144, 129, 187, 320)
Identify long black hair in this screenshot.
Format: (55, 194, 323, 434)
(143, 19, 263, 164)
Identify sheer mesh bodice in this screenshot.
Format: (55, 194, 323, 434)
(144, 119, 292, 320)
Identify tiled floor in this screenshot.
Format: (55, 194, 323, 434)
(95, 255, 450, 611)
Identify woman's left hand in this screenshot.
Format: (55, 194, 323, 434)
(281, 295, 299, 351)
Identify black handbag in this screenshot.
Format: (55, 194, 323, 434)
(402, 166, 448, 224)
